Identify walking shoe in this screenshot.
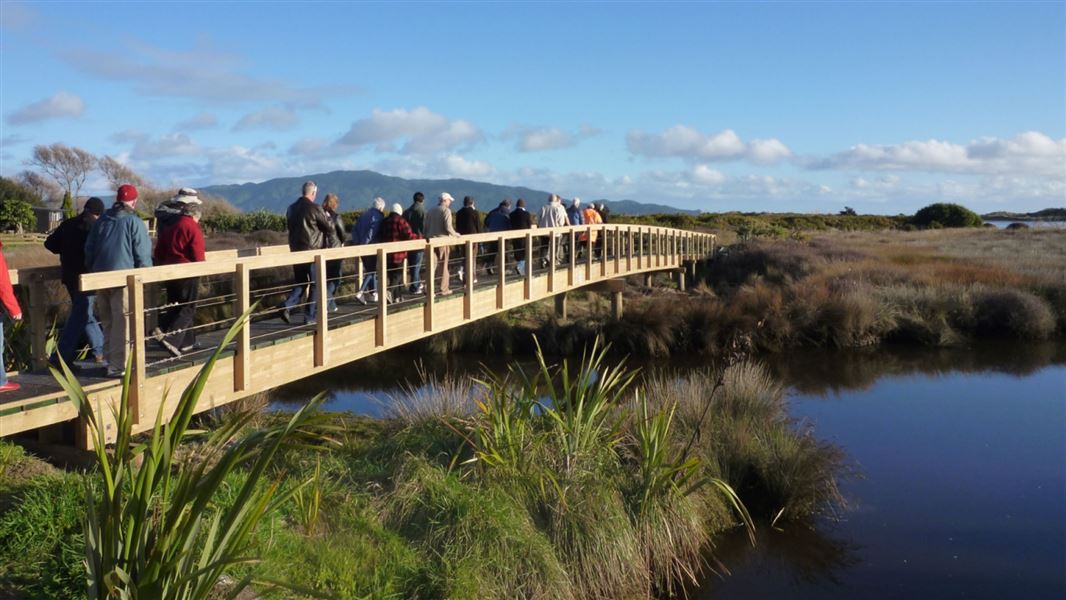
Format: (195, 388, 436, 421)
(278, 305, 293, 324)
(371, 292, 379, 303)
(355, 291, 367, 305)
(0, 382, 21, 393)
(150, 327, 165, 342)
(106, 367, 125, 379)
(416, 283, 425, 294)
(180, 342, 201, 353)
(158, 339, 183, 358)
(457, 267, 464, 283)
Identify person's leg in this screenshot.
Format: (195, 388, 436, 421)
(307, 267, 320, 321)
(283, 264, 311, 312)
(437, 246, 451, 293)
(326, 260, 341, 311)
(84, 293, 104, 361)
(161, 278, 199, 352)
(408, 250, 423, 292)
(100, 288, 128, 373)
(56, 284, 87, 364)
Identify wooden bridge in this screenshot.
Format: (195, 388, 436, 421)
(1, 224, 714, 446)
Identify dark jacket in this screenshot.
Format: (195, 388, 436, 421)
(286, 196, 333, 251)
(567, 205, 584, 226)
(455, 206, 483, 235)
(509, 207, 532, 230)
(485, 206, 511, 232)
(85, 204, 153, 273)
(325, 209, 347, 248)
(45, 213, 94, 287)
(403, 202, 426, 237)
(352, 208, 384, 246)
(598, 205, 611, 224)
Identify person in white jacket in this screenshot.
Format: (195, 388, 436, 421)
(537, 194, 570, 268)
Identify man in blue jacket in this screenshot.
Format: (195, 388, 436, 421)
(85, 184, 152, 377)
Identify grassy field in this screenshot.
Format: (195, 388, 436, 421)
(0, 353, 844, 599)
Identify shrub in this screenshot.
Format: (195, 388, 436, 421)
(969, 287, 1056, 340)
(911, 203, 982, 228)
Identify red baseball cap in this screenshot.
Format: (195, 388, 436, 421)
(116, 184, 138, 204)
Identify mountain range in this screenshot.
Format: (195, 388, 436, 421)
(201, 170, 696, 215)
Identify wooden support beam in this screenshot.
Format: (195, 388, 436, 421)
(26, 277, 47, 371)
(627, 227, 634, 272)
(585, 225, 593, 281)
(496, 235, 505, 309)
(554, 292, 568, 319)
(600, 225, 608, 278)
(314, 254, 329, 365)
(524, 233, 533, 300)
(611, 291, 623, 319)
(233, 263, 250, 392)
(376, 248, 387, 346)
(423, 242, 435, 332)
(568, 229, 576, 286)
(464, 240, 474, 319)
(127, 275, 145, 424)
(547, 231, 556, 293)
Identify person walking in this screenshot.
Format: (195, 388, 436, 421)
(566, 197, 585, 261)
(455, 195, 483, 283)
(597, 201, 611, 224)
(583, 201, 604, 259)
(483, 199, 512, 274)
(85, 184, 153, 377)
(45, 196, 105, 370)
(352, 197, 386, 304)
(424, 192, 461, 295)
(538, 193, 570, 268)
(508, 198, 533, 275)
(403, 192, 426, 294)
(0, 242, 22, 392)
(377, 203, 419, 303)
(322, 193, 347, 312)
(151, 188, 205, 358)
(281, 181, 334, 324)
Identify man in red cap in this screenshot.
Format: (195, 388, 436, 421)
(85, 184, 153, 377)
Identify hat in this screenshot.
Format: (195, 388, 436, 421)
(84, 197, 105, 216)
(170, 187, 201, 204)
(391, 203, 403, 215)
(572, 197, 581, 206)
(439, 192, 454, 203)
(116, 184, 138, 205)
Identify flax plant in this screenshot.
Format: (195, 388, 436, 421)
(50, 311, 330, 600)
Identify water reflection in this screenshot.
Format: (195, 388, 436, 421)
(705, 525, 860, 590)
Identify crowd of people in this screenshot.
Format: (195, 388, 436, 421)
(0, 180, 612, 390)
(278, 181, 612, 321)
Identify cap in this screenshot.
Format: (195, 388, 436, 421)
(84, 197, 105, 216)
(116, 184, 138, 204)
(170, 187, 201, 204)
(439, 192, 454, 203)
(391, 202, 403, 215)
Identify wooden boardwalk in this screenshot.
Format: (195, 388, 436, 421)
(0, 224, 714, 446)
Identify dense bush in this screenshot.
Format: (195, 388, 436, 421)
(911, 203, 982, 229)
(0, 177, 38, 232)
(202, 209, 286, 233)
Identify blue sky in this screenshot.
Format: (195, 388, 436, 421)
(1, 1, 1063, 214)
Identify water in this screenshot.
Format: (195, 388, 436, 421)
(984, 220, 1066, 229)
(272, 343, 1066, 598)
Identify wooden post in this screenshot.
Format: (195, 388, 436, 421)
(637, 228, 643, 270)
(568, 229, 576, 286)
(554, 292, 568, 319)
(26, 277, 48, 371)
(547, 231, 556, 293)
(402, 257, 409, 288)
(464, 240, 474, 319)
(678, 269, 686, 291)
(496, 235, 505, 309)
(611, 290, 623, 319)
(376, 248, 387, 346)
(127, 275, 145, 425)
(524, 233, 533, 300)
(585, 225, 593, 281)
(656, 230, 662, 267)
(424, 242, 435, 332)
(233, 263, 250, 392)
(600, 225, 608, 277)
(627, 227, 634, 272)
(357, 256, 364, 290)
(314, 255, 329, 365)
(613, 228, 621, 275)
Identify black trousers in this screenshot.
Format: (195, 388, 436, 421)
(159, 277, 199, 349)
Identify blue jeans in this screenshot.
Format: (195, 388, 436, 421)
(55, 284, 104, 365)
(407, 250, 423, 291)
(283, 264, 321, 321)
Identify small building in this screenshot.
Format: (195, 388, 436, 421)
(31, 207, 63, 233)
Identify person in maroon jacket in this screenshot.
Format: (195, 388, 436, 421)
(151, 188, 206, 357)
(377, 202, 420, 303)
(0, 242, 23, 392)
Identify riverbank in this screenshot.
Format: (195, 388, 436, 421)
(427, 228, 1065, 357)
(0, 353, 844, 599)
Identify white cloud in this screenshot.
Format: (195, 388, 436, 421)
(5, 91, 84, 125)
(110, 130, 199, 160)
(626, 125, 792, 164)
(435, 154, 494, 178)
(370, 153, 495, 180)
(232, 106, 299, 132)
(337, 107, 483, 155)
(810, 131, 1066, 177)
(506, 124, 600, 152)
(173, 112, 218, 131)
(689, 164, 726, 185)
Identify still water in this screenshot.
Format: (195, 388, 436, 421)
(273, 342, 1066, 598)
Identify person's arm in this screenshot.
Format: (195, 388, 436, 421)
(0, 251, 22, 319)
(190, 221, 206, 262)
(84, 223, 97, 270)
(44, 220, 65, 254)
(445, 210, 460, 237)
(132, 219, 153, 268)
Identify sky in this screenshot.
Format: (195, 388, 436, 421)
(0, 0, 1063, 214)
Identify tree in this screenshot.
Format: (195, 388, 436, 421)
(98, 155, 147, 190)
(15, 170, 60, 206)
(839, 206, 857, 216)
(911, 203, 983, 228)
(61, 191, 75, 219)
(0, 177, 38, 232)
(27, 143, 96, 206)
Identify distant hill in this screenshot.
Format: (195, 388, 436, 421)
(982, 208, 1066, 221)
(201, 170, 696, 216)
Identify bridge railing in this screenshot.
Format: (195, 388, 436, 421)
(5, 224, 714, 430)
